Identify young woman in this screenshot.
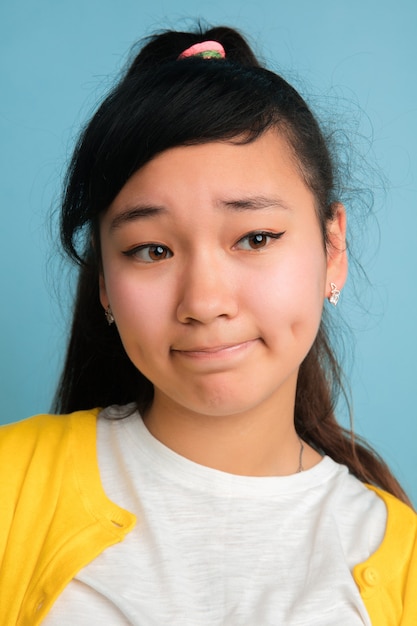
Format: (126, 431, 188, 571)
(1, 26, 416, 625)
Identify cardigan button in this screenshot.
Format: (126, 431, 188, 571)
(362, 567, 379, 587)
(35, 598, 45, 611)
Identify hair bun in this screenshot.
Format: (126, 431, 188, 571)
(125, 25, 261, 77)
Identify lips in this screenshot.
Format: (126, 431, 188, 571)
(172, 339, 258, 357)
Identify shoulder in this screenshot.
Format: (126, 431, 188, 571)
(354, 485, 417, 623)
(0, 407, 111, 546)
(0, 409, 135, 624)
(365, 484, 417, 547)
(0, 409, 101, 482)
(0, 408, 100, 441)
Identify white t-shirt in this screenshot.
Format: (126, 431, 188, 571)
(44, 406, 387, 625)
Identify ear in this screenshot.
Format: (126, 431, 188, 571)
(91, 234, 109, 311)
(99, 271, 109, 311)
(325, 203, 348, 298)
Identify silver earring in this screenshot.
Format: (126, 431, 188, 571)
(105, 306, 115, 325)
(329, 283, 341, 306)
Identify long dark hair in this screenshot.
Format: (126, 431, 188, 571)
(53, 25, 410, 505)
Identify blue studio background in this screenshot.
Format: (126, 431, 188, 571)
(1, 0, 416, 504)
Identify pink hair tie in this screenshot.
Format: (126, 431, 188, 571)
(178, 40, 226, 60)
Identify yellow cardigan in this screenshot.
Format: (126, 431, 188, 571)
(0, 410, 416, 625)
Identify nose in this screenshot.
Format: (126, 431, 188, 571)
(176, 251, 238, 324)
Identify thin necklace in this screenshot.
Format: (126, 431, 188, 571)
(297, 436, 304, 473)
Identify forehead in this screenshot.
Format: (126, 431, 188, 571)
(105, 130, 313, 218)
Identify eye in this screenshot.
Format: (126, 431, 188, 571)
(235, 231, 285, 250)
(123, 243, 173, 263)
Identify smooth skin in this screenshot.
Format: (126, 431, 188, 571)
(99, 130, 347, 476)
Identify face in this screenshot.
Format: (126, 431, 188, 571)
(99, 130, 346, 421)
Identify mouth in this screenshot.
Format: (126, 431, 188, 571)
(172, 339, 258, 360)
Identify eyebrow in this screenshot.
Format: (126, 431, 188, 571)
(109, 205, 166, 230)
(218, 196, 290, 212)
(109, 195, 289, 230)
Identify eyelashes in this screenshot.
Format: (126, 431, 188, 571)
(235, 231, 285, 251)
(122, 230, 286, 264)
(123, 244, 173, 263)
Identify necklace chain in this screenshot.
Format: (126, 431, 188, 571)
(297, 436, 304, 473)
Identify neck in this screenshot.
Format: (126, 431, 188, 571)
(143, 392, 320, 476)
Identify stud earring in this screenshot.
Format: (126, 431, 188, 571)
(329, 283, 341, 306)
(105, 306, 115, 325)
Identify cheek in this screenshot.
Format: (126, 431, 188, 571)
(103, 268, 172, 346)
(246, 245, 326, 339)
